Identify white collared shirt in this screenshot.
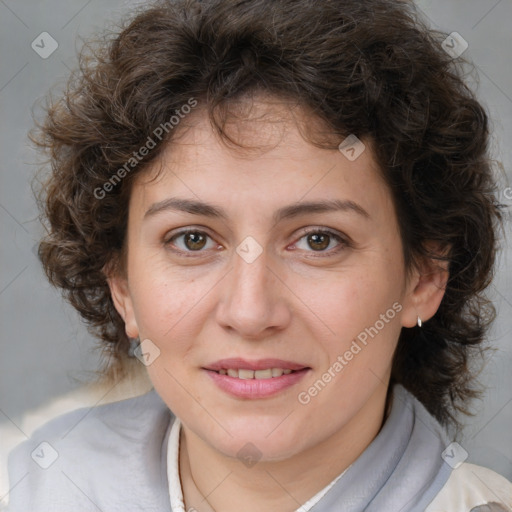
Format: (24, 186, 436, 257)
(166, 417, 348, 512)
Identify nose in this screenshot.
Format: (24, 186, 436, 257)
(215, 246, 292, 340)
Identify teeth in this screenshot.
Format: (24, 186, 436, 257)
(255, 369, 272, 379)
(238, 369, 254, 380)
(218, 368, 297, 379)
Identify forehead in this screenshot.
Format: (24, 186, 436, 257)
(131, 97, 391, 220)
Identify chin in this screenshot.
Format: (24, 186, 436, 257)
(196, 417, 312, 462)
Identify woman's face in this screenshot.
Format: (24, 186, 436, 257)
(109, 99, 442, 462)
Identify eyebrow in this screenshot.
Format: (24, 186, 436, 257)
(143, 197, 370, 223)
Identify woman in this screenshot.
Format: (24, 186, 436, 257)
(7, 0, 512, 510)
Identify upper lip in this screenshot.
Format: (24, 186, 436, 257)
(204, 358, 309, 371)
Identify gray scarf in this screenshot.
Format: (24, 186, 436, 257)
(310, 384, 453, 511)
(6, 384, 453, 511)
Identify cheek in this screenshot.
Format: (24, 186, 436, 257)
(296, 273, 403, 412)
(303, 264, 403, 334)
(298, 262, 405, 375)
(129, 267, 204, 347)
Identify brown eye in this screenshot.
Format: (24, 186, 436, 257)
(166, 229, 216, 253)
(307, 233, 330, 251)
(293, 229, 348, 255)
(183, 232, 207, 250)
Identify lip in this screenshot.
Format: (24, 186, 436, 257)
(204, 358, 308, 372)
(202, 358, 311, 399)
(205, 369, 309, 399)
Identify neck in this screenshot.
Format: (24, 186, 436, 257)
(179, 384, 390, 512)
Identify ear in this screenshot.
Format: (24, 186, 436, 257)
(106, 272, 139, 339)
(401, 247, 450, 328)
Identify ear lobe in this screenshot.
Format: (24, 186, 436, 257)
(106, 274, 139, 339)
(401, 254, 450, 329)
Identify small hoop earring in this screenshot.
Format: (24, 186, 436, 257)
(417, 316, 422, 328)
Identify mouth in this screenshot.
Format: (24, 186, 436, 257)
(203, 358, 311, 398)
(210, 368, 298, 379)
(203, 357, 309, 376)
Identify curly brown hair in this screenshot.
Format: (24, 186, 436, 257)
(33, 0, 503, 428)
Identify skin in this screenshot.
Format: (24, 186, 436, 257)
(108, 96, 448, 512)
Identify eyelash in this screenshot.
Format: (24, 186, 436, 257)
(164, 227, 350, 258)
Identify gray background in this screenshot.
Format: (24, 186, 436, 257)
(1, 0, 511, 480)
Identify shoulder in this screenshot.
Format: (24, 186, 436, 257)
(9, 388, 171, 458)
(6, 389, 174, 511)
(426, 462, 512, 512)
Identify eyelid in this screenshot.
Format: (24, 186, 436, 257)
(164, 225, 217, 242)
(294, 226, 350, 242)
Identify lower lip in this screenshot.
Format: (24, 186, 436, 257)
(204, 369, 310, 399)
